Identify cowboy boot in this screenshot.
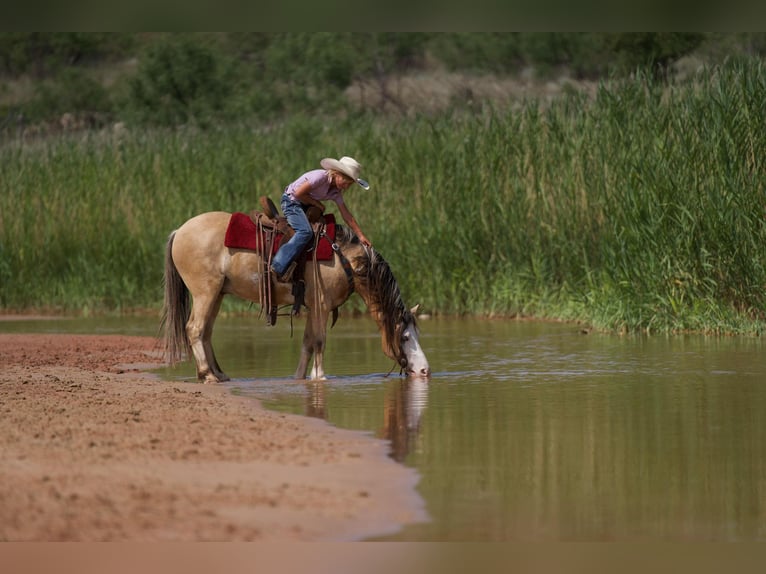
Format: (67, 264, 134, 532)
(265, 271, 278, 326)
(273, 260, 297, 284)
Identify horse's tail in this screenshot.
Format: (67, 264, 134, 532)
(161, 231, 191, 365)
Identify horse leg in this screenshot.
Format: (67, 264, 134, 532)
(309, 313, 328, 380)
(295, 307, 330, 380)
(186, 293, 224, 384)
(203, 293, 229, 382)
(294, 328, 313, 380)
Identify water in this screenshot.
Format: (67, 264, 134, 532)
(5, 314, 766, 540)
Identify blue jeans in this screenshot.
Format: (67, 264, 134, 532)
(271, 193, 313, 275)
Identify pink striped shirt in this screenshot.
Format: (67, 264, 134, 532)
(284, 169, 345, 206)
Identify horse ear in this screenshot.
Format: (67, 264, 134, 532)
(410, 304, 420, 315)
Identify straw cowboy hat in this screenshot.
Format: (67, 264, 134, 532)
(320, 156, 370, 190)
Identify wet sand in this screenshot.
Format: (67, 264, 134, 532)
(0, 332, 426, 541)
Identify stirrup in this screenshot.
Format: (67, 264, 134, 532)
(291, 280, 305, 316)
(264, 267, 278, 327)
(266, 305, 278, 326)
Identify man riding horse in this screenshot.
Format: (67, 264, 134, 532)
(162, 153, 430, 381)
(270, 156, 372, 283)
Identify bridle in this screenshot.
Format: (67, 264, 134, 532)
(384, 317, 414, 377)
(319, 227, 355, 295)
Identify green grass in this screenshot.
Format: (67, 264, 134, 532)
(2, 59, 766, 334)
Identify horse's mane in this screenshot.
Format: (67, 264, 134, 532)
(336, 226, 416, 367)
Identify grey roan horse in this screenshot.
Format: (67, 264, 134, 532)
(162, 211, 430, 382)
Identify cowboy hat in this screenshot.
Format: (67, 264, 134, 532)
(320, 156, 370, 190)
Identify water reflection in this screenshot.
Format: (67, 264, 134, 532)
(305, 381, 327, 419)
(302, 378, 429, 464)
(382, 379, 428, 463)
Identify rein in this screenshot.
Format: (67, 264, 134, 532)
(257, 216, 278, 325)
(383, 363, 404, 378)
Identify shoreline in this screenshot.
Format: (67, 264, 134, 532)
(0, 333, 427, 541)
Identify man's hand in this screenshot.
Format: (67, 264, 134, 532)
(357, 233, 371, 248)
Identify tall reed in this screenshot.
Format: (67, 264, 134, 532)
(2, 59, 765, 333)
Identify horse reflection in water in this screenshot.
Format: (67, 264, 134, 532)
(305, 379, 429, 463)
(162, 211, 430, 381)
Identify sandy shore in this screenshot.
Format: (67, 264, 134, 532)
(0, 332, 426, 541)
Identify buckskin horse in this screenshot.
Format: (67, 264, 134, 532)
(161, 210, 431, 382)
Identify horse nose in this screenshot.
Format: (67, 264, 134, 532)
(406, 358, 431, 378)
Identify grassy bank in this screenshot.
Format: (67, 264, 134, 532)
(2, 59, 765, 334)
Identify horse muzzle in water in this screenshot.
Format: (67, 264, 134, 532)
(407, 361, 432, 378)
(402, 325, 431, 378)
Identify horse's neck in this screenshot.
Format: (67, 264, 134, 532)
(357, 295, 395, 355)
(360, 301, 387, 331)
(351, 267, 398, 358)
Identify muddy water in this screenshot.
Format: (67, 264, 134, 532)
(5, 314, 766, 540)
(211, 316, 766, 541)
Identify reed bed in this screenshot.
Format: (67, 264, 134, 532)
(2, 60, 765, 333)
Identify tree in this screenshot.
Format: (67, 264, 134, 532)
(610, 33, 705, 77)
(125, 35, 235, 126)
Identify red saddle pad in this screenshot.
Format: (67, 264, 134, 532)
(224, 212, 336, 261)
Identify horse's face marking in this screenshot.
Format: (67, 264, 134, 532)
(399, 318, 430, 378)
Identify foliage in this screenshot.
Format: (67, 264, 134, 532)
(123, 35, 236, 127)
(427, 33, 524, 74)
(0, 32, 133, 77)
(2, 33, 765, 129)
(26, 68, 113, 122)
(609, 32, 706, 76)
(2, 57, 766, 335)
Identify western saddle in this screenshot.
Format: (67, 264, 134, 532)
(253, 196, 325, 326)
